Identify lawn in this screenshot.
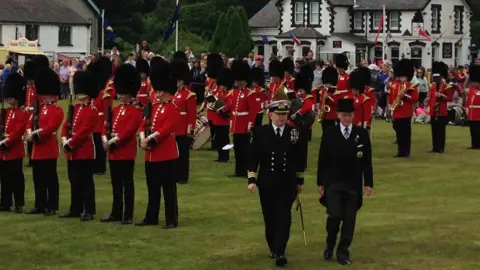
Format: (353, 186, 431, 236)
(0, 100, 479, 270)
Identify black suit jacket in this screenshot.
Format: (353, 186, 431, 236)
(317, 125, 373, 209)
(248, 124, 306, 193)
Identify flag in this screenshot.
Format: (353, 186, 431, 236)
(373, 14, 384, 44)
(418, 28, 432, 42)
(290, 32, 301, 46)
(163, 3, 181, 42)
(384, 30, 393, 43)
(457, 39, 463, 47)
(261, 34, 269, 45)
(104, 19, 116, 42)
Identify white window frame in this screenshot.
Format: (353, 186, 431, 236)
(454, 9, 461, 32)
(309, 2, 320, 25)
(390, 47, 400, 62)
(372, 12, 382, 30)
(432, 7, 439, 32)
(354, 12, 363, 30)
(389, 11, 400, 30)
(295, 2, 305, 25)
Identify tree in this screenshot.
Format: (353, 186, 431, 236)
(235, 6, 254, 53)
(210, 13, 228, 52)
(181, 2, 223, 39)
(223, 11, 248, 58)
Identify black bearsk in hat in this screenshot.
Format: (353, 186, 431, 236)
(23, 61, 37, 81)
(173, 51, 188, 62)
(151, 61, 176, 94)
(337, 98, 355, 113)
(335, 54, 349, 70)
(231, 60, 250, 82)
(171, 59, 191, 84)
(4, 73, 26, 106)
(321, 66, 339, 86)
(73, 71, 98, 99)
(136, 58, 150, 75)
(282, 57, 295, 74)
(357, 66, 371, 87)
(394, 59, 415, 81)
(295, 64, 314, 94)
(269, 59, 284, 78)
(469, 64, 480, 83)
(114, 64, 141, 97)
(349, 70, 365, 93)
(33, 55, 50, 70)
(35, 68, 60, 96)
(150, 56, 165, 70)
(250, 67, 265, 87)
(432, 61, 448, 79)
(217, 68, 234, 89)
(206, 53, 223, 79)
(93, 57, 112, 90)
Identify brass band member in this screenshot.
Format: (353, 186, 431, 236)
(358, 67, 377, 135)
(268, 60, 285, 103)
(215, 68, 234, 163)
(282, 58, 295, 91)
(135, 58, 151, 108)
(319, 67, 339, 131)
(349, 70, 371, 129)
(465, 65, 480, 149)
(203, 53, 222, 150)
(250, 67, 267, 129)
(335, 54, 350, 91)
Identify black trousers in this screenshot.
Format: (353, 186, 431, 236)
(92, 132, 107, 174)
(419, 92, 427, 106)
(394, 117, 412, 157)
(216, 125, 230, 162)
(233, 133, 249, 177)
(175, 135, 190, 183)
(259, 188, 296, 256)
(325, 190, 359, 256)
(430, 116, 448, 152)
(0, 159, 25, 207)
(469, 121, 480, 149)
(209, 120, 217, 150)
(145, 160, 178, 225)
(31, 159, 59, 210)
(67, 160, 95, 215)
(255, 113, 264, 128)
(392, 120, 398, 143)
(109, 160, 135, 219)
(321, 119, 337, 133)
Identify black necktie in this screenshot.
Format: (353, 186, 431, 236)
(276, 128, 281, 139)
(344, 127, 350, 139)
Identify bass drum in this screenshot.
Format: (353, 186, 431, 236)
(191, 115, 211, 150)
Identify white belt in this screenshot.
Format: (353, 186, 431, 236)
(180, 112, 187, 115)
(98, 112, 104, 116)
(233, 112, 249, 116)
(137, 94, 148, 97)
(25, 107, 34, 111)
(470, 105, 480, 108)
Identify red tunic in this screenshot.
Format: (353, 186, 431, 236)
(337, 72, 350, 91)
(325, 90, 353, 120)
(61, 103, 97, 160)
(251, 86, 267, 114)
(428, 82, 453, 118)
(288, 94, 315, 129)
(0, 107, 28, 160)
(364, 87, 377, 127)
(222, 88, 256, 134)
(466, 87, 480, 121)
(284, 75, 295, 91)
(173, 88, 197, 136)
(206, 80, 219, 124)
(93, 80, 116, 133)
(136, 78, 151, 107)
(389, 81, 419, 119)
(268, 81, 283, 103)
(352, 94, 372, 128)
(213, 90, 231, 126)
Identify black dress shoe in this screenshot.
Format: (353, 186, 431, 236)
(268, 251, 277, 259)
(275, 256, 287, 267)
(121, 219, 132, 225)
(324, 248, 333, 260)
(163, 224, 178, 229)
(25, 208, 45, 214)
(44, 209, 56, 216)
(100, 216, 121, 223)
(394, 154, 409, 158)
(135, 219, 158, 226)
(0, 206, 11, 212)
(59, 212, 82, 218)
(14, 207, 23, 214)
(337, 257, 351, 265)
(80, 213, 94, 221)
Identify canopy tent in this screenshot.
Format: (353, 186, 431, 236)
(56, 53, 86, 61)
(6, 38, 41, 55)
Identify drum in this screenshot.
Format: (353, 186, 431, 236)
(192, 116, 211, 150)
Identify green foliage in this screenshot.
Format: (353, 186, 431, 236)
(235, 6, 254, 53)
(209, 13, 227, 53)
(181, 2, 223, 39)
(223, 11, 247, 58)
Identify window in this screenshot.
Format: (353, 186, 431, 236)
(309, 2, 320, 25)
(432, 7, 439, 32)
(391, 47, 400, 66)
(454, 6, 463, 33)
(25, 24, 39, 41)
(374, 46, 383, 65)
(372, 12, 382, 30)
(258, 45, 264, 56)
(302, 46, 311, 56)
(295, 2, 305, 25)
(389, 12, 400, 30)
(454, 46, 460, 67)
(354, 12, 363, 30)
(432, 46, 439, 67)
(411, 47, 422, 68)
(58, 26, 72, 46)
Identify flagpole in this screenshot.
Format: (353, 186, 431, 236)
(382, 5, 386, 62)
(101, 9, 105, 55)
(175, 0, 179, 51)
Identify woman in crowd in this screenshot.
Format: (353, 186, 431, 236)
(413, 67, 430, 107)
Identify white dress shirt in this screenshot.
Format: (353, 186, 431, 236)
(272, 123, 285, 137)
(340, 123, 353, 139)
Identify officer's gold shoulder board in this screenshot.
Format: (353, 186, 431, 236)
(362, 94, 370, 101)
(187, 91, 197, 99)
(226, 90, 233, 97)
(305, 94, 314, 99)
(247, 89, 255, 97)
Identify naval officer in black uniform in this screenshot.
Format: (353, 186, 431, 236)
(247, 100, 307, 268)
(317, 98, 374, 266)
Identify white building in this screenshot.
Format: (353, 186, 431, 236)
(250, 0, 475, 69)
(0, 0, 100, 60)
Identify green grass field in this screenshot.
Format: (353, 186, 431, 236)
(0, 100, 479, 270)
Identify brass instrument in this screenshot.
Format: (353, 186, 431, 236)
(432, 74, 443, 120)
(390, 83, 414, 113)
(272, 80, 289, 100)
(317, 86, 335, 123)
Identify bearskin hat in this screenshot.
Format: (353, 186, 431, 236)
(349, 70, 365, 93)
(114, 64, 141, 97)
(206, 53, 223, 79)
(282, 57, 295, 74)
(73, 71, 98, 99)
(171, 59, 191, 83)
(469, 65, 480, 83)
(217, 68, 234, 89)
(23, 61, 37, 81)
(151, 61, 176, 94)
(33, 55, 50, 70)
(432, 61, 448, 79)
(269, 59, 284, 78)
(136, 58, 150, 75)
(173, 51, 188, 62)
(322, 66, 338, 86)
(34, 68, 60, 96)
(92, 57, 112, 90)
(357, 66, 371, 87)
(335, 54, 349, 70)
(394, 59, 415, 81)
(295, 65, 314, 94)
(231, 60, 250, 81)
(251, 67, 265, 87)
(4, 73, 26, 106)
(150, 56, 165, 70)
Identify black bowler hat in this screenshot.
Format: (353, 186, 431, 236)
(337, 98, 355, 113)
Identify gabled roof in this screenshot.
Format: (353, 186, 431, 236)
(0, 0, 89, 25)
(276, 27, 325, 39)
(86, 0, 101, 15)
(328, 0, 429, 10)
(333, 33, 373, 45)
(249, 0, 280, 28)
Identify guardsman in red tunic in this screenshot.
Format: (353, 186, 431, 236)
(0, 74, 27, 213)
(319, 67, 339, 131)
(136, 60, 180, 228)
(335, 54, 350, 91)
(92, 57, 115, 175)
(26, 68, 64, 215)
(465, 65, 480, 149)
(282, 57, 296, 92)
(358, 67, 377, 135)
(349, 70, 371, 129)
(219, 60, 256, 177)
(251, 67, 267, 128)
(172, 58, 197, 185)
(429, 62, 454, 153)
(214, 68, 234, 162)
(59, 71, 98, 221)
(23, 61, 37, 167)
(389, 59, 419, 158)
(267, 60, 285, 103)
(136, 58, 151, 108)
(100, 64, 143, 225)
(455, 65, 466, 93)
